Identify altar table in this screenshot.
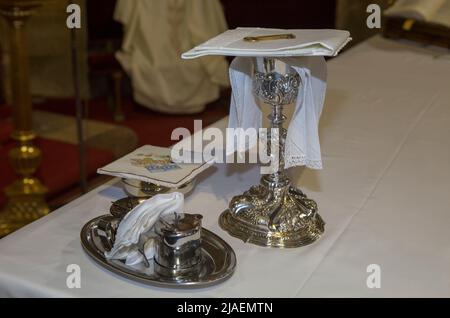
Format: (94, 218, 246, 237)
(0, 36, 449, 297)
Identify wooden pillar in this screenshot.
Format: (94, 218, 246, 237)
(0, 0, 50, 237)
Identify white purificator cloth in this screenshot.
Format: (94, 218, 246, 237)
(182, 28, 351, 169)
(105, 192, 184, 266)
(228, 56, 328, 169)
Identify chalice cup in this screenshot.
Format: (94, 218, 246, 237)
(219, 57, 325, 248)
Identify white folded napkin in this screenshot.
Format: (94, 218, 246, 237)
(227, 56, 327, 170)
(182, 28, 351, 59)
(105, 192, 184, 266)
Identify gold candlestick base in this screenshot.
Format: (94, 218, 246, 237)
(0, 141, 49, 237)
(0, 177, 49, 237)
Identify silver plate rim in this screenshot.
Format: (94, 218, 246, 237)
(80, 215, 237, 289)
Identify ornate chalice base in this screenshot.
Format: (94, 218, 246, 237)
(219, 176, 324, 248)
(220, 57, 325, 248)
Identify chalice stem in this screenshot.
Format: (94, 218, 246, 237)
(267, 103, 287, 181)
(266, 103, 288, 229)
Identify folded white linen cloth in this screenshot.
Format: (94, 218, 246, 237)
(105, 192, 184, 266)
(227, 56, 327, 169)
(182, 28, 351, 59)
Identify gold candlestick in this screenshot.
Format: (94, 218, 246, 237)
(0, 0, 51, 237)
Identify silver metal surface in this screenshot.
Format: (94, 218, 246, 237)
(110, 197, 144, 219)
(122, 179, 195, 198)
(81, 215, 236, 288)
(154, 213, 203, 273)
(220, 57, 325, 248)
(138, 233, 150, 268)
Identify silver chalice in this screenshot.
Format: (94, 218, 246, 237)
(219, 57, 325, 248)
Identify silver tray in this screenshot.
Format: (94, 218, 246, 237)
(81, 215, 236, 288)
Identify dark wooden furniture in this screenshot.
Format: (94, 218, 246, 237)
(383, 16, 450, 49)
(220, 0, 336, 29)
(86, 0, 124, 121)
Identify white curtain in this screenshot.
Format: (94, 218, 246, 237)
(114, 0, 230, 114)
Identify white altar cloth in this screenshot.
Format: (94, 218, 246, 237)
(0, 36, 449, 297)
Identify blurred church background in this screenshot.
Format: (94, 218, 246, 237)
(0, 0, 407, 235)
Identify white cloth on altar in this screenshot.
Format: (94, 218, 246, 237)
(1, 37, 450, 297)
(227, 56, 327, 169)
(114, 0, 230, 114)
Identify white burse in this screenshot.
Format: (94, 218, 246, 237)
(182, 28, 351, 169)
(105, 192, 184, 266)
(182, 27, 351, 58)
(97, 145, 211, 188)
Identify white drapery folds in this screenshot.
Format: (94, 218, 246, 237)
(114, 0, 230, 114)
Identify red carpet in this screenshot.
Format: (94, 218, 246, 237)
(0, 137, 114, 208)
(0, 95, 229, 210)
